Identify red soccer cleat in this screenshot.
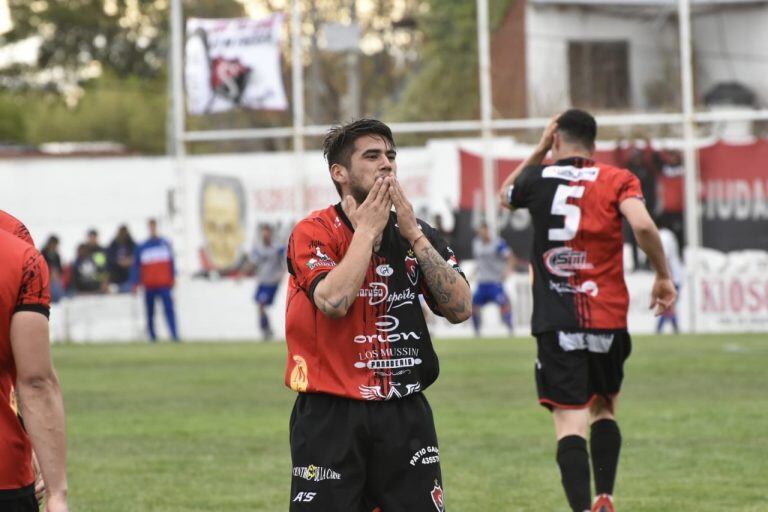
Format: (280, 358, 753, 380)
(591, 494, 615, 512)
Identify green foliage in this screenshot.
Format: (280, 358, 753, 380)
(0, 93, 27, 143)
(383, 0, 517, 123)
(55, 334, 768, 511)
(17, 73, 168, 153)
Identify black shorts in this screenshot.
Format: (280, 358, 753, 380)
(0, 486, 38, 512)
(534, 330, 632, 412)
(289, 392, 445, 512)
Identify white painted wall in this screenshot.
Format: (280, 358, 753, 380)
(526, 5, 677, 115)
(693, 5, 768, 106)
(526, 3, 768, 115)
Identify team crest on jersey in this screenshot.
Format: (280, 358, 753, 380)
(405, 250, 419, 286)
(430, 480, 445, 511)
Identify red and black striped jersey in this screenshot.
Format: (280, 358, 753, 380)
(0, 229, 50, 492)
(285, 203, 465, 401)
(0, 210, 33, 246)
(507, 157, 643, 334)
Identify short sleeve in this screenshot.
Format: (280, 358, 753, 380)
(14, 246, 51, 318)
(616, 169, 644, 205)
(507, 166, 536, 209)
(419, 223, 467, 316)
(287, 218, 341, 300)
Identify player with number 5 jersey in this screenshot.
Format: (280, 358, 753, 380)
(499, 110, 677, 512)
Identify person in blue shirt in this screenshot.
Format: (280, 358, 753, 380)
(247, 224, 286, 340)
(130, 219, 179, 342)
(471, 222, 516, 336)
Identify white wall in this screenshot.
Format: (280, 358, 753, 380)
(526, 5, 677, 116)
(693, 5, 768, 106)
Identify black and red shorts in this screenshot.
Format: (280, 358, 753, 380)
(289, 392, 445, 512)
(534, 330, 632, 412)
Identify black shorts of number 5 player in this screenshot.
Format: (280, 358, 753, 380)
(284, 119, 471, 511)
(499, 110, 676, 512)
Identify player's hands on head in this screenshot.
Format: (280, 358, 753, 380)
(388, 177, 421, 244)
(351, 177, 392, 241)
(537, 114, 560, 153)
(649, 276, 677, 316)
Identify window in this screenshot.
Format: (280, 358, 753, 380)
(568, 41, 630, 109)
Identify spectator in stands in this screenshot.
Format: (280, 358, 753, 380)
(107, 225, 136, 292)
(131, 219, 179, 342)
(433, 213, 454, 248)
(471, 222, 515, 336)
(41, 235, 65, 303)
(84, 229, 109, 290)
(71, 243, 106, 294)
(615, 138, 662, 271)
(248, 224, 286, 340)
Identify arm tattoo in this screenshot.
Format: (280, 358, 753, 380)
(317, 294, 351, 316)
(414, 243, 468, 319)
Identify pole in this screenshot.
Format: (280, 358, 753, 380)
(677, 0, 700, 332)
(346, 0, 361, 120)
(169, 0, 190, 276)
(291, 0, 306, 218)
(476, 0, 496, 234)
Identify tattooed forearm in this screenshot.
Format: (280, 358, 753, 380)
(414, 242, 471, 323)
(317, 294, 353, 317)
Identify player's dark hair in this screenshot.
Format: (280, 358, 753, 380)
(557, 109, 597, 151)
(322, 119, 395, 197)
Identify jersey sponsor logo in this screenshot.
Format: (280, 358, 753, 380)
(405, 250, 419, 286)
(548, 280, 599, 297)
(410, 446, 440, 467)
(289, 355, 309, 392)
(353, 331, 421, 344)
(431, 480, 445, 512)
(292, 491, 316, 503)
(543, 247, 594, 277)
(375, 315, 399, 332)
(358, 382, 421, 400)
(306, 246, 336, 271)
(292, 464, 342, 482)
(354, 357, 422, 371)
(359, 282, 389, 305)
(354, 315, 421, 344)
(355, 347, 421, 376)
(376, 264, 394, 277)
(542, 165, 600, 182)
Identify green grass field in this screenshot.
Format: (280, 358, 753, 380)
(54, 334, 768, 511)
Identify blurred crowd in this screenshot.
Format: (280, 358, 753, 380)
(40, 225, 138, 303)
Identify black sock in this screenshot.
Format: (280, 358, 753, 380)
(557, 435, 591, 512)
(590, 419, 622, 496)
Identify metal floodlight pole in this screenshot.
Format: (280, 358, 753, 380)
(170, 0, 191, 276)
(678, 0, 700, 332)
(476, 0, 496, 234)
(292, 0, 307, 218)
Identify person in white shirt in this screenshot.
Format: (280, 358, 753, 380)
(657, 223, 683, 334)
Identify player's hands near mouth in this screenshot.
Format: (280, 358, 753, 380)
(342, 177, 392, 243)
(389, 177, 421, 244)
(649, 276, 677, 316)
